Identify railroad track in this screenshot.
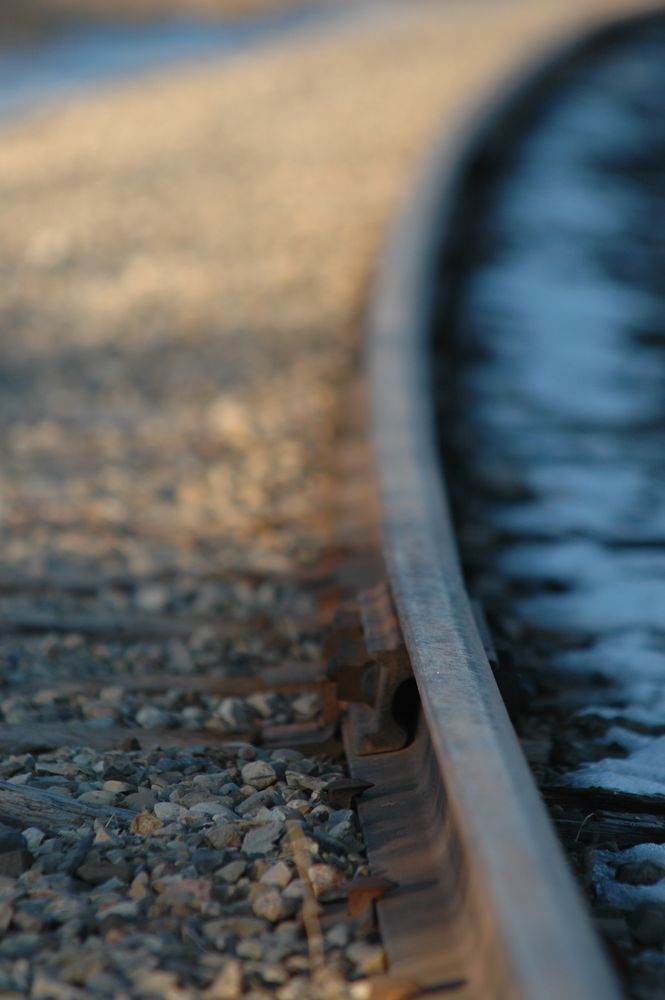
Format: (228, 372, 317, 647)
(359, 3, 664, 998)
(0, 2, 661, 998)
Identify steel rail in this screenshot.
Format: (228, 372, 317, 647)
(365, 5, 663, 997)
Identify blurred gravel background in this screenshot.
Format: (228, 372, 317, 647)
(0, 0, 337, 40)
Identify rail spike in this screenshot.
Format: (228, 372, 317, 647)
(326, 580, 414, 755)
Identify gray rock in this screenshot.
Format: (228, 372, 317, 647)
(309, 830, 347, 857)
(270, 749, 303, 763)
(0, 932, 41, 958)
(192, 770, 236, 788)
(203, 916, 266, 941)
(236, 789, 279, 817)
(32, 775, 70, 788)
(35, 760, 77, 778)
(175, 789, 220, 807)
(192, 849, 231, 875)
(245, 692, 282, 719)
(12, 899, 44, 933)
(21, 828, 44, 852)
(180, 706, 205, 727)
(206, 825, 242, 850)
(219, 860, 247, 884)
(258, 963, 288, 986)
(283, 879, 306, 901)
(77, 790, 116, 806)
(77, 861, 132, 885)
(284, 771, 325, 793)
(346, 941, 385, 975)
(327, 809, 354, 826)
(28, 972, 78, 999)
(0, 826, 31, 878)
(260, 861, 292, 888)
(135, 706, 171, 729)
(236, 937, 264, 960)
(124, 789, 157, 811)
(60, 830, 94, 876)
(136, 584, 169, 613)
(306, 862, 344, 897)
(154, 801, 183, 822)
(85, 972, 127, 997)
(187, 800, 236, 819)
(214, 698, 255, 730)
(240, 761, 277, 791)
(292, 692, 319, 719)
(282, 757, 316, 775)
(102, 780, 132, 794)
(218, 782, 241, 797)
(241, 821, 283, 857)
(252, 806, 287, 825)
(203, 958, 243, 999)
(325, 923, 351, 947)
(327, 819, 357, 844)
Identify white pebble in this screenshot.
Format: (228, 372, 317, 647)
(22, 827, 45, 851)
(240, 760, 277, 790)
(260, 861, 292, 888)
(154, 802, 183, 821)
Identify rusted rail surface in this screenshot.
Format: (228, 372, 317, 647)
(358, 6, 665, 997)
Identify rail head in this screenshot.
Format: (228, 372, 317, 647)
(365, 5, 663, 997)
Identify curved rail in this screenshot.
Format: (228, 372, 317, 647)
(366, 5, 663, 997)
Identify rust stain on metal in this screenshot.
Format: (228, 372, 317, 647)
(319, 874, 396, 917)
(346, 876, 397, 918)
(326, 580, 414, 755)
(321, 777, 374, 809)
